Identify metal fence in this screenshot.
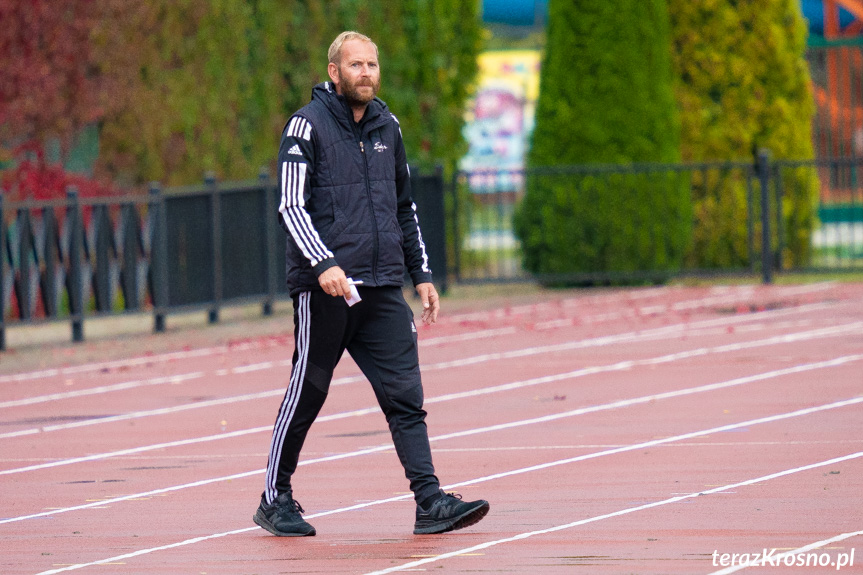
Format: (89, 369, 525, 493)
(0, 171, 447, 349)
(449, 155, 863, 284)
(3, 156, 861, 348)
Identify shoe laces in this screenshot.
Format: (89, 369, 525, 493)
(275, 493, 306, 514)
(444, 492, 463, 501)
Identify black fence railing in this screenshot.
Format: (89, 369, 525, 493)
(3, 157, 861, 348)
(448, 155, 863, 285)
(0, 170, 447, 349)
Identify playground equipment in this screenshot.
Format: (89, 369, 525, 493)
(804, 1, 863, 162)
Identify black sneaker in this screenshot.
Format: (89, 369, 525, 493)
(253, 492, 316, 536)
(413, 491, 489, 534)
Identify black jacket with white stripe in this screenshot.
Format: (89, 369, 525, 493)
(277, 82, 432, 297)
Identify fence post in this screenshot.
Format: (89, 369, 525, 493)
(16, 208, 33, 320)
(149, 183, 168, 333)
(429, 166, 448, 294)
(261, 167, 276, 316)
(206, 172, 221, 324)
(772, 165, 784, 272)
(92, 204, 111, 312)
(450, 169, 461, 284)
(42, 206, 60, 317)
(756, 149, 773, 284)
(120, 204, 140, 311)
(0, 194, 5, 351)
(67, 187, 85, 342)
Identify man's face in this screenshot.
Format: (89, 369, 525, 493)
(328, 39, 380, 107)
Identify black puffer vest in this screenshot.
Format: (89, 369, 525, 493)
(284, 83, 431, 295)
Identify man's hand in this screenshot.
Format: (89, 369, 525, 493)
(318, 266, 350, 297)
(415, 282, 440, 325)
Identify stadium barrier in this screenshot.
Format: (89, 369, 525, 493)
(449, 155, 863, 284)
(0, 170, 447, 349)
(2, 157, 861, 348)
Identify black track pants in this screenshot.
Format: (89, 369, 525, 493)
(264, 286, 440, 505)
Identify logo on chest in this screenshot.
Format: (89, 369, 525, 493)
(373, 141, 388, 153)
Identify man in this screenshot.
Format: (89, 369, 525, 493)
(253, 31, 489, 537)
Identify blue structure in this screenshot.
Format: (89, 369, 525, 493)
(801, 0, 858, 36)
(482, 0, 548, 27)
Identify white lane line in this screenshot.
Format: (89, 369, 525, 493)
(0, 373, 204, 409)
(0, 299, 842, 408)
(0, 295, 624, 384)
(707, 530, 863, 574)
(446, 282, 835, 324)
(28, 398, 863, 574)
(1, 306, 856, 437)
(420, 326, 517, 345)
(5, 362, 862, 523)
(253, 304, 819, 376)
(6, 352, 860, 476)
(0, 340, 284, 383)
(1, 283, 840, 385)
(423, 318, 862, 372)
(1, 310, 859, 455)
(362, 453, 863, 575)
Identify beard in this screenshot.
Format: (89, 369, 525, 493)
(338, 71, 380, 107)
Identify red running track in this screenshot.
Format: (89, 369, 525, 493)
(1, 283, 862, 574)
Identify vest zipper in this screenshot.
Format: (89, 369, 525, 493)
(358, 134, 379, 282)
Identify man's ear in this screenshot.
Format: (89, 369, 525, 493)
(327, 62, 340, 87)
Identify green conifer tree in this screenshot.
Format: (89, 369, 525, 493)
(515, 0, 687, 280)
(669, 0, 817, 267)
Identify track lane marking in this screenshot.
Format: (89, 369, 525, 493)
(3, 298, 837, 401)
(2, 316, 859, 441)
(1, 283, 839, 384)
(0, 372, 204, 408)
(0, 299, 843, 407)
(5, 359, 861, 521)
(361, 453, 863, 575)
(28, 397, 863, 574)
(1, 329, 860, 473)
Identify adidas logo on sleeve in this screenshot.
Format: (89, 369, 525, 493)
(287, 144, 302, 156)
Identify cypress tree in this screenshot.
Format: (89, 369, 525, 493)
(669, 0, 817, 267)
(515, 0, 687, 280)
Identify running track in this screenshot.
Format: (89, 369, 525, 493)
(2, 283, 862, 574)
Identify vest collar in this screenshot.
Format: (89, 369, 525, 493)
(313, 82, 390, 135)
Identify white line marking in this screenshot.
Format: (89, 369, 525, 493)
(420, 326, 517, 345)
(0, 341, 282, 383)
(2, 325, 859, 471)
(1, 283, 840, 385)
(28, 399, 863, 574)
(0, 373, 204, 409)
(2, 314, 858, 441)
(362, 452, 863, 575)
(6, 369, 862, 524)
(707, 530, 863, 574)
(1, 299, 842, 409)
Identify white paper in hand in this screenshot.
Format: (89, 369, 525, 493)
(345, 278, 363, 307)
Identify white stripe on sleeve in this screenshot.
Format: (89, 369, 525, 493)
(279, 161, 334, 266)
(411, 201, 430, 273)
